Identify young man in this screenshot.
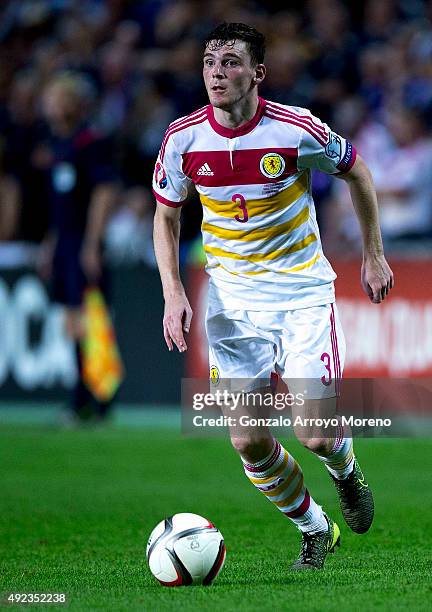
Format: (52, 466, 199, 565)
(153, 23, 393, 569)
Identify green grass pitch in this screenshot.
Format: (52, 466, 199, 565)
(1, 418, 431, 611)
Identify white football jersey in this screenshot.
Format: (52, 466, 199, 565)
(153, 97, 356, 310)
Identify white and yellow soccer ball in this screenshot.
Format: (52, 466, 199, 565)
(146, 513, 226, 586)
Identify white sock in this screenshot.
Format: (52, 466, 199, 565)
(318, 422, 355, 480)
(242, 439, 328, 534)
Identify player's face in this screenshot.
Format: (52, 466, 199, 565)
(203, 40, 260, 110)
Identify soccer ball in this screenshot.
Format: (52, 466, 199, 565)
(146, 513, 226, 586)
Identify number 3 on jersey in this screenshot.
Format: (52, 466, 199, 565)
(233, 193, 248, 223)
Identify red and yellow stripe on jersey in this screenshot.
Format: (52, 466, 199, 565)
(153, 97, 356, 310)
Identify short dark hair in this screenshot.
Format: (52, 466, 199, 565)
(204, 22, 266, 66)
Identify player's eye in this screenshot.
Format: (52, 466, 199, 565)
(204, 59, 214, 66)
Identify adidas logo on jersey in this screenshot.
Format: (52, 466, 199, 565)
(197, 163, 214, 176)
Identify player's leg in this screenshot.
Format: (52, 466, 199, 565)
(226, 388, 274, 463)
(225, 394, 340, 570)
(281, 303, 374, 534)
(64, 307, 93, 421)
(206, 305, 339, 568)
(224, 386, 328, 532)
(52, 242, 91, 423)
(292, 396, 354, 480)
(56, 243, 108, 424)
(293, 396, 373, 534)
(232, 403, 327, 547)
(64, 250, 113, 423)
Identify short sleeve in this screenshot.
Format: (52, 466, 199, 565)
(296, 109, 357, 175)
(152, 132, 191, 207)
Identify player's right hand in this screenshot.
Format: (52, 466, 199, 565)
(163, 293, 193, 352)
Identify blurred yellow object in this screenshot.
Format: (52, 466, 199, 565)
(81, 287, 124, 402)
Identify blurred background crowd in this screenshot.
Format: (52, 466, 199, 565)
(1, 0, 432, 267)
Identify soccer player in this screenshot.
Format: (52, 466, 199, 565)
(153, 23, 394, 569)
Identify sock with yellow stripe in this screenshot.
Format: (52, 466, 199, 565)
(242, 439, 328, 534)
(318, 421, 355, 480)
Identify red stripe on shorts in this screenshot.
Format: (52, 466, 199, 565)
(330, 304, 341, 396)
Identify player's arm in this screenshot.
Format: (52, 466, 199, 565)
(81, 183, 118, 281)
(337, 154, 394, 303)
(153, 202, 192, 352)
(296, 110, 394, 304)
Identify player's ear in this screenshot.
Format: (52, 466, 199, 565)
(253, 64, 266, 86)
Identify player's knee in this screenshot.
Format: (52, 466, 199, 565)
(297, 436, 330, 455)
(230, 435, 253, 456)
(230, 435, 272, 461)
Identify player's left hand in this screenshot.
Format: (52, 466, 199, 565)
(361, 255, 394, 304)
(81, 242, 102, 282)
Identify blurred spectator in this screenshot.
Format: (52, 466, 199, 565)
(324, 103, 432, 252)
(358, 44, 389, 114)
(361, 0, 401, 45)
(95, 41, 133, 135)
(376, 106, 432, 241)
(168, 39, 207, 116)
(306, 0, 359, 116)
(3, 70, 50, 243)
(119, 79, 177, 185)
(0, 140, 20, 242)
(105, 185, 156, 267)
(153, 0, 201, 47)
(262, 39, 314, 107)
(37, 71, 118, 424)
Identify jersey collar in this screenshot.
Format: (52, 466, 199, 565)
(207, 97, 267, 138)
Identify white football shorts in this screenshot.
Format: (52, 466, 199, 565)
(206, 300, 346, 400)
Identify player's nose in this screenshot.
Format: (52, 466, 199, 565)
(212, 62, 224, 78)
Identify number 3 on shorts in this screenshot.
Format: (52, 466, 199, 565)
(233, 193, 249, 223)
(321, 352, 332, 386)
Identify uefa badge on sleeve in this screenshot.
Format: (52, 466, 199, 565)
(155, 162, 168, 189)
(325, 133, 342, 160)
